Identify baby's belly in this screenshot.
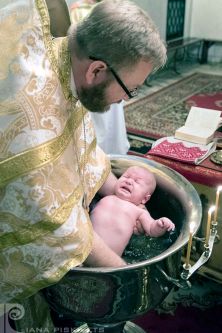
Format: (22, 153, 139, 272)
(95, 210, 135, 233)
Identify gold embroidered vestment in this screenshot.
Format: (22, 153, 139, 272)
(0, 0, 110, 304)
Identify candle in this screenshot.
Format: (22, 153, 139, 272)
(213, 186, 222, 222)
(185, 222, 195, 268)
(205, 206, 215, 247)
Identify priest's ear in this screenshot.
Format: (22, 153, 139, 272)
(86, 60, 107, 84)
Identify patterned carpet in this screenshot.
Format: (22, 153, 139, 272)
(134, 304, 222, 333)
(125, 72, 222, 156)
(134, 274, 222, 333)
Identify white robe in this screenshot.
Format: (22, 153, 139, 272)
(90, 101, 130, 154)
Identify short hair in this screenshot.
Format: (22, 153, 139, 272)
(68, 0, 167, 72)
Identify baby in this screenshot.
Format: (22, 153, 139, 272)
(90, 166, 175, 256)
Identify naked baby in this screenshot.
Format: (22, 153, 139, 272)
(90, 166, 175, 256)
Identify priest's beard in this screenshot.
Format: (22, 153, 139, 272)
(77, 79, 112, 113)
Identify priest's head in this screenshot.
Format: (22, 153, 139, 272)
(68, 0, 167, 113)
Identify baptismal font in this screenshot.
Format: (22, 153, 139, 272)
(44, 156, 220, 333)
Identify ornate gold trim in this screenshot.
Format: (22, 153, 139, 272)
(11, 244, 92, 302)
(0, 134, 106, 246)
(90, 159, 111, 202)
(0, 109, 85, 187)
(35, 0, 59, 76)
(58, 37, 73, 100)
(84, 140, 111, 203)
(79, 137, 97, 170)
(0, 184, 83, 249)
(36, 0, 73, 101)
(76, 136, 111, 203)
(0, 137, 110, 249)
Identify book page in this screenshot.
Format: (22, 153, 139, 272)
(176, 126, 213, 138)
(185, 106, 221, 131)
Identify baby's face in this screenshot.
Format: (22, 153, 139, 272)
(114, 167, 156, 205)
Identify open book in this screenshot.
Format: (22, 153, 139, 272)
(175, 106, 222, 145)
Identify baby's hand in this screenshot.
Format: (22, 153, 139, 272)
(156, 217, 175, 231)
(147, 217, 175, 237)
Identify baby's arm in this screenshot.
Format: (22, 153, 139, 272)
(136, 209, 155, 236)
(135, 210, 175, 237)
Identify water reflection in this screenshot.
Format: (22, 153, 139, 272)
(123, 229, 178, 263)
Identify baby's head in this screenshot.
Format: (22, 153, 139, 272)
(114, 166, 156, 205)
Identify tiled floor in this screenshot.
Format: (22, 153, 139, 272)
(126, 58, 222, 106)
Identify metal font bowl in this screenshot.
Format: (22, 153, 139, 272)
(44, 155, 202, 326)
